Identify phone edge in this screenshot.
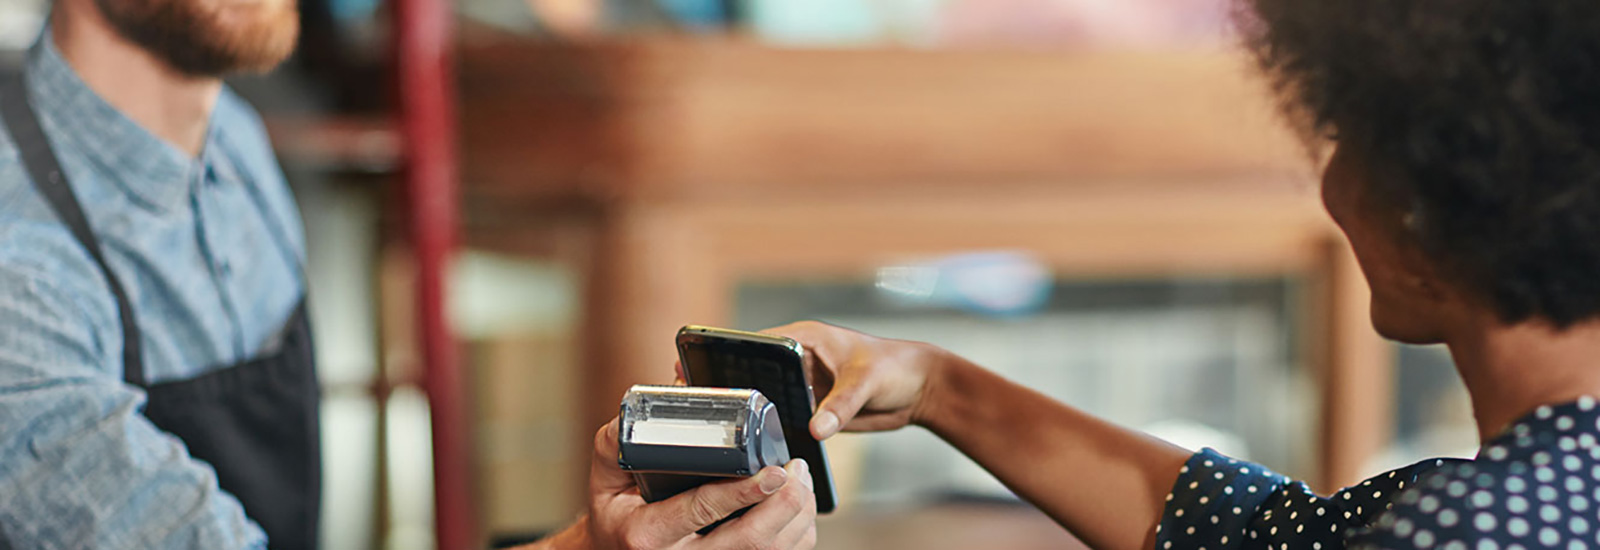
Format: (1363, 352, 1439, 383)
(674, 324, 840, 513)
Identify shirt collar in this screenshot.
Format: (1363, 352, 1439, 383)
(1483, 396, 1600, 454)
(23, 29, 218, 212)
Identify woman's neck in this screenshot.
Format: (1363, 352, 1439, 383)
(1449, 318, 1600, 442)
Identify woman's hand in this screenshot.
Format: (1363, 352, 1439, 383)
(762, 321, 947, 440)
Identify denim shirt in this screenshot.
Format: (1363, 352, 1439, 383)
(0, 32, 304, 549)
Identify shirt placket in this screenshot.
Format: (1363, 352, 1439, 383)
(190, 160, 248, 360)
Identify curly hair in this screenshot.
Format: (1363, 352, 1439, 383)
(1238, 0, 1600, 327)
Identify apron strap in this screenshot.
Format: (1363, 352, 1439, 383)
(0, 77, 148, 387)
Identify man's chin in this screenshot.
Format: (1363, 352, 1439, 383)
(213, 0, 295, 27)
(230, 26, 300, 75)
(214, 0, 293, 10)
(215, 8, 300, 74)
(96, 0, 299, 78)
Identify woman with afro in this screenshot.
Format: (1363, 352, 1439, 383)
(758, 1, 1600, 548)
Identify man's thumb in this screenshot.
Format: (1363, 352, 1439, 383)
(648, 466, 789, 540)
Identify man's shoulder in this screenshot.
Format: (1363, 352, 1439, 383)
(0, 115, 23, 182)
(0, 224, 115, 346)
(0, 213, 111, 301)
(0, 125, 54, 223)
(0, 129, 111, 308)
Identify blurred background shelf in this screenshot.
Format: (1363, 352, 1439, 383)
(438, 36, 1399, 546)
(456, 37, 1307, 204)
(266, 116, 401, 175)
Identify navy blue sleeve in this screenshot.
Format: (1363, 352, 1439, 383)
(1158, 448, 1456, 550)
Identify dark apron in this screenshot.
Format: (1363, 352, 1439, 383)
(1, 78, 322, 549)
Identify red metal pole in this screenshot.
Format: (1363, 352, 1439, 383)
(392, 0, 476, 547)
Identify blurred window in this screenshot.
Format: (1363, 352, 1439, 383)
(736, 277, 1316, 505)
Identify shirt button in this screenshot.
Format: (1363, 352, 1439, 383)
(201, 164, 222, 186)
(219, 259, 233, 277)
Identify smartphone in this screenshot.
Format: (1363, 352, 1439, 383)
(675, 325, 839, 513)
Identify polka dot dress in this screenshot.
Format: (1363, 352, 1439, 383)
(1158, 397, 1600, 550)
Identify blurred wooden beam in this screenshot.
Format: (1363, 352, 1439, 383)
(1312, 237, 1394, 491)
(457, 39, 1306, 203)
(265, 116, 400, 174)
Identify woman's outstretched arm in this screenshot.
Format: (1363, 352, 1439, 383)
(918, 348, 1193, 549)
(768, 321, 1191, 550)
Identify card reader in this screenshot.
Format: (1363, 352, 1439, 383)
(617, 385, 790, 503)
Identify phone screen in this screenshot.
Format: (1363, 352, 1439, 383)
(677, 327, 839, 513)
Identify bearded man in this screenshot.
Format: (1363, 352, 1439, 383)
(0, 0, 814, 548)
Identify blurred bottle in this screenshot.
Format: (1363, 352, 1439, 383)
(744, 0, 887, 45)
(655, 0, 736, 31)
(875, 251, 1052, 317)
(737, 0, 1233, 48)
(938, 0, 1232, 48)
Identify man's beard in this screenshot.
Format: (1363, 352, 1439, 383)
(93, 0, 299, 78)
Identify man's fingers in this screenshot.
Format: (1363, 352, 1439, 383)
(642, 465, 789, 541)
(704, 459, 815, 548)
(771, 505, 818, 550)
(592, 418, 619, 461)
(589, 418, 638, 494)
(772, 518, 818, 550)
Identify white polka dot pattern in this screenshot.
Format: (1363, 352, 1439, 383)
(1157, 397, 1600, 549)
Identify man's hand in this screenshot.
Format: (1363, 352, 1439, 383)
(533, 419, 818, 550)
(762, 321, 945, 440)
